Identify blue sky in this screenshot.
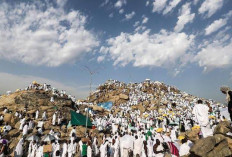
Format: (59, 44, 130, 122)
(0, 0, 232, 102)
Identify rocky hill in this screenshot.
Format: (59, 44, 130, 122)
(0, 88, 96, 155)
(88, 79, 218, 110)
(0, 89, 75, 119)
(0, 80, 228, 156)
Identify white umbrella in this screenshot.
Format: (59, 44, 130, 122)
(26, 135, 39, 141)
(120, 135, 134, 149)
(42, 134, 55, 142)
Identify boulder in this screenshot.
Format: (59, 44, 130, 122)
(27, 109, 36, 114)
(190, 136, 216, 156)
(186, 129, 200, 142)
(213, 121, 232, 135)
(214, 134, 226, 144)
(119, 94, 128, 100)
(206, 140, 232, 157)
(226, 137, 232, 150)
(44, 121, 52, 130)
(4, 113, 12, 123)
(14, 121, 21, 129)
(40, 106, 53, 111)
(8, 129, 20, 137)
(92, 105, 104, 112)
(9, 138, 19, 150)
(131, 104, 145, 115)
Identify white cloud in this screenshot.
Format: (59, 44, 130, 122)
(124, 11, 136, 21)
(134, 26, 147, 32)
(230, 72, 232, 81)
(195, 38, 232, 71)
(0, 72, 89, 99)
(114, 0, 127, 9)
(100, 0, 109, 7)
(133, 21, 140, 27)
(99, 29, 195, 70)
(56, 0, 68, 8)
(109, 13, 114, 18)
(0, 1, 99, 67)
(199, 0, 224, 18)
(193, 0, 200, 5)
(225, 10, 232, 18)
(142, 16, 149, 24)
(152, 0, 168, 13)
(214, 26, 231, 40)
(146, 1, 150, 7)
(205, 18, 227, 35)
(174, 3, 195, 32)
(163, 0, 181, 15)
(97, 56, 105, 62)
(119, 9, 124, 14)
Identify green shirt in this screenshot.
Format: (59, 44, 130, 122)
(44, 153, 49, 157)
(82, 144, 88, 156)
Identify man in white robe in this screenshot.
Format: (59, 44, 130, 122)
(147, 137, 154, 157)
(19, 118, 25, 131)
(36, 143, 43, 157)
(35, 110, 39, 119)
(100, 141, 108, 157)
(23, 123, 28, 136)
(192, 100, 213, 138)
(42, 111, 47, 120)
(62, 142, 68, 157)
(133, 135, 143, 157)
(15, 138, 24, 157)
(52, 113, 56, 126)
(87, 144, 92, 157)
(67, 141, 74, 157)
(179, 138, 190, 156)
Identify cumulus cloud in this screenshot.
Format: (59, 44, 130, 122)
(195, 37, 232, 71)
(124, 11, 136, 21)
(114, 0, 127, 9)
(109, 13, 114, 18)
(119, 9, 124, 14)
(163, 0, 181, 15)
(0, 1, 99, 67)
(99, 29, 195, 70)
(152, 0, 180, 15)
(152, 0, 168, 13)
(97, 56, 105, 62)
(100, 0, 109, 7)
(205, 18, 227, 35)
(142, 16, 149, 24)
(133, 21, 140, 27)
(199, 0, 224, 18)
(193, 0, 200, 5)
(146, 1, 150, 7)
(174, 3, 195, 32)
(0, 72, 89, 98)
(56, 0, 68, 8)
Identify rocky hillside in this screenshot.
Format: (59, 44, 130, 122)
(0, 89, 95, 155)
(0, 90, 75, 119)
(88, 79, 217, 108)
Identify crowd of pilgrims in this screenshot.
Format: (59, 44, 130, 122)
(0, 80, 231, 157)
